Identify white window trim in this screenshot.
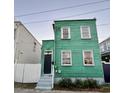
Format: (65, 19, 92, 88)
(44, 50, 53, 55)
(61, 50, 72, 66)
(80, 26, 91, 39)
(44, 50, 53, 61)
(83, 50, 95, 66)
(61, 26, 71, 39)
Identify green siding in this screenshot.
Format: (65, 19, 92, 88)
(54, 19, 104, 78)
(41, 19, 104, 79)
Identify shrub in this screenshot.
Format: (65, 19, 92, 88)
(56, 78, 99, 89)
(57, 78, 73, 88)
(83, 79, 98, 89)
(74, 79, 84, 88)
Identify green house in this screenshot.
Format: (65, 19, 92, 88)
(36, 19, 104, 89)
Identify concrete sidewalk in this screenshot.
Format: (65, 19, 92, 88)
(14, 88, 109, 93)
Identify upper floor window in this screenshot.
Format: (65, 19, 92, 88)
(100, 45, 105, 52)
(106, 41, 110, 51)
(61, 27, 70, 39)
(33, 42, 36, 52)
(14, 29, 16, 40)
(80, 26, 91, 39)
(83, 50, 94, 66)
(61, 50, 72, 66)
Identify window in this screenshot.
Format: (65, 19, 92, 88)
(33, 42, 36, 52)
(103, 43, 107, 51)
(100, 44, 104, 52)
(61, 27, 70, 39)
(80, 26, 91, 39)
(61, 50, 72, 66)
(83, 50, 94, 66)
(14, 29, 16, 40)
(106, 41, 110, 51)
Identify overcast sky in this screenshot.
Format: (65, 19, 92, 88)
(15, 0, 110, 44)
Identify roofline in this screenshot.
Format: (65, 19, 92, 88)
(100, 37, 110, 44)
(14, 21, 41, 46)
(54, 18, 96, 22)
(42, 39, 54, 42)
(14, 21, 21, 23)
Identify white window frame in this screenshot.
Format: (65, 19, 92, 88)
(80, 26, 91, 39)
(83, 50, 95, 66)
(44, 50, 53, 61)
(61, 50, 72, 66)
(61, 27, 71, 39)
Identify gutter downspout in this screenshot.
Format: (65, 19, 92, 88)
(52, 23, 55, 89)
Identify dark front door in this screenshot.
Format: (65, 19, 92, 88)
(44, 54, 51, 74)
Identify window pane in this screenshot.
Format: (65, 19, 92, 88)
(62, 51, 71, 65)
(81, 27, 90, 38)
(84, 51, 93, 65)
(63, 28, 68, 32)
(62, 27, 69, 39)
(84, 51, 92, 58)
(63, 58, 70, 64)
(63, 52, 70, 58)
(84, 58, 93, 64)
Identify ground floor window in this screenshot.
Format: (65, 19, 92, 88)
(61, 50, 72, 66)
(83, 50, 94, 66)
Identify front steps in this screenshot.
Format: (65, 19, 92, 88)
(36, 75, 53, 90)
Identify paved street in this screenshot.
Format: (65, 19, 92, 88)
(15, 88, 109, 93)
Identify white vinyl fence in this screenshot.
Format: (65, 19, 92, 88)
(14, 64, 41, 83)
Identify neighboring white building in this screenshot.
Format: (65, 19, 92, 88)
(99, 37, 110, 62)
(14, 21, 41, 83)
(14, 21, 41, 64)
(100, 38, 110, 83)
(100, 37, 110, 54)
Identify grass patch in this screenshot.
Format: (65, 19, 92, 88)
(99, 83, 110, 92)
(14, 82, 37, 89)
